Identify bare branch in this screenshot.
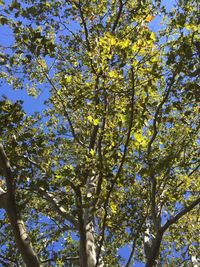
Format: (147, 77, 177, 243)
(112, 0, 124, 33)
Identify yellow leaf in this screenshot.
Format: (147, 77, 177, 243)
(150, 32, 156, 41)
(110, 201, 117, 214)
(93, 118, 99, 125)
(45, 2, 51, 7)
(87, 116, 99, 125)
(134, 131, 143, 142)
(90, 149, 95, 156)
(109, 70, 117, 78)
(145, 14, 155, 22)
(87, 115, 93, 123)
(134, 131, 148, 147)
(65, 76, 72, 83)
(110, 37, 117, 45)
(120, 39, 130, 48)
(185, 24, 198, 31)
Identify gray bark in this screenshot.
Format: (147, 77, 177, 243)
(144, 198, 200, 267)
(0, 144, 41, 267)
(79, 172, 104, 267)
(84, 212, 97, 267)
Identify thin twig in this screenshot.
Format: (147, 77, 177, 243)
(112, 0, 124, 33)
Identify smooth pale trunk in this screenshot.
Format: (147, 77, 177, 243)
(79, 210, 97, 267)
(85, 212, 97, 267)
(79, 173, 103, 267)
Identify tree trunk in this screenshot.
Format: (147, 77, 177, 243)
(145, 232, 163, 267)
(144, 221, 163, 267)
(79, 171, 101, 267)
(79, 209, 97, 267)
(85, 215, 97, 267)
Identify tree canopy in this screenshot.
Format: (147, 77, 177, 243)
(0, 0, 199, 266)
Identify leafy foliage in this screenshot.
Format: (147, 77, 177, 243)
(0, 0, 199, 266)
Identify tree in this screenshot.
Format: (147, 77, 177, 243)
(0, 0, 199, 266)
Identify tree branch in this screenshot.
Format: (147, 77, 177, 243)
(77, 0, 91, 51)
(145, 197, 200, 267)
(147, 74, 176, 156)
(89, 77, 100, 151)
(38, 187, 78, 228)
(0, 144, 41, 267)
(112, 0, 124, 33)
(162, 197, 200, 232)
(125, 217, 146, 267)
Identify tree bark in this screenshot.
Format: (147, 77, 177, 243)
(0, 187, 7, 209)
(84, 211, 97, 267)
(145, 230, 163, 267)
(145, 198, 200, 267)
(79, 171, 103, 267)
(0, 144, 41, 267)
